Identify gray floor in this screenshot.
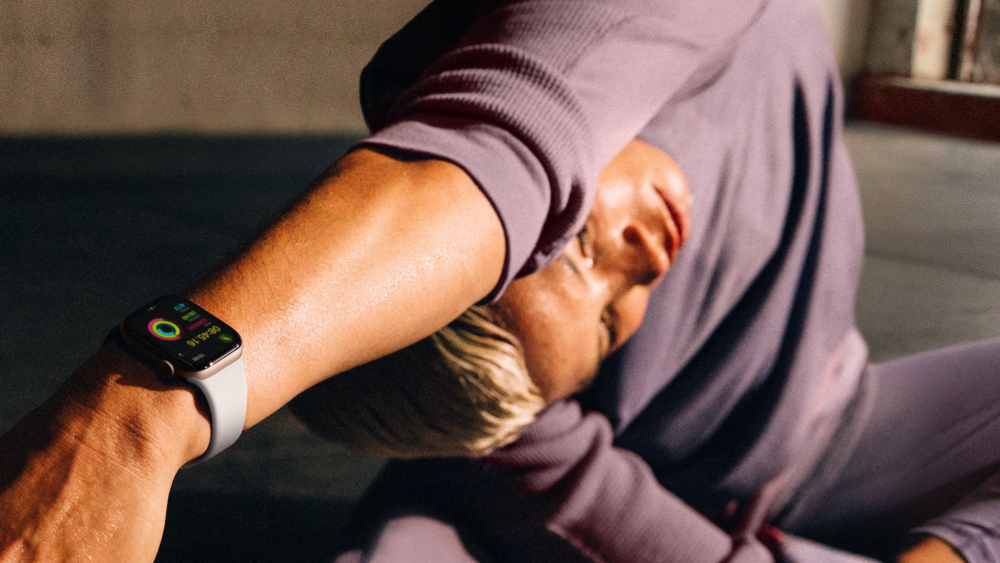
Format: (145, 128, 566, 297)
(850, 123, 1000, 361)
(1, 122, 999, 560)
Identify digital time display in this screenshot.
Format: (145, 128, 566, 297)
(123, 295, 241, 372)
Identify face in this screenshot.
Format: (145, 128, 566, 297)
(491, 139, 691, 403)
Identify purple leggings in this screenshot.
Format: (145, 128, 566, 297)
(779, 337, 1000, 562)
(338, 338, 1000, 563)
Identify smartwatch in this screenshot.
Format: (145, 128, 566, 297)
(118, 295, 247, 467)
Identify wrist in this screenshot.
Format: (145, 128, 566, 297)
(52, 341, 212, 473)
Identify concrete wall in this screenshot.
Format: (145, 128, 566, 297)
(0, 0, 871, 136)
(0, 0, 431, 135)
(972, 0, 1000, 82)
(865, 0, 920, 76)
(812, 0, 877, 81)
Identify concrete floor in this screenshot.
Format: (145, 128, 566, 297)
(849, 123, 1000, 361)
(1, 122, 999, 560)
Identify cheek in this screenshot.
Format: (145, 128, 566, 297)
(611, 288, 652, 352)
(492, 279, 601, 403)
(517, 296, 599, 402)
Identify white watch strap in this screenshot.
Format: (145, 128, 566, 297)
(183, 353, 247, 468)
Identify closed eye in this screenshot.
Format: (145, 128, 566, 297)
(577, 223, 594, 262)
(600, 306, 619, 358)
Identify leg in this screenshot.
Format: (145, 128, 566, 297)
(781, 337, 1000, 561)
(335, 458, 595, 563)
(334, 515, 481, 563)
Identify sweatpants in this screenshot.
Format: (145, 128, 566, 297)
(336, 338, 1000, 562)
(779, 337, 1000, 562)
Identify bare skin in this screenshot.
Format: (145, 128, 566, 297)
(0, 142, 966, 563)
(0, 148, 505, 562)
(898, 537, 967, 563)
(493, 139, 691, 402)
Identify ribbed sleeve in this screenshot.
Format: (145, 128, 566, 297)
(486, 400, 771, 563)
(359, 0, 767, 299)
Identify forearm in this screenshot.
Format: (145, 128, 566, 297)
(20, 147, 504, 468)
(0, 344, 204, 560)
(1, 148, 503, 561)
(186, 147, 505, 428)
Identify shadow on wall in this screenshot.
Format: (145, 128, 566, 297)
(0, 0, 432, 135)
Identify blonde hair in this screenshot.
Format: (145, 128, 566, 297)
(290, 306, 544, 458)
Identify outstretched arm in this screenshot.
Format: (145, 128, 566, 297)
(0, 148, 504, 562)
(192, 148, 505, 425)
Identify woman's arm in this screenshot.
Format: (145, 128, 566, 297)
(192, 148, 505, 425)
(0, 148, 505, 562)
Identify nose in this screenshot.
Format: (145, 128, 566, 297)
(615, 222, 671, 287)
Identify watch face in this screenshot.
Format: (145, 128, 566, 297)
(124, 295, 241, 372)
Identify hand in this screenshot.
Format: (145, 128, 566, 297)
(897, 536, 967, 563)
(0, 344, 208, 562)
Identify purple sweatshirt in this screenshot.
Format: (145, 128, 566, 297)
(353, 0, 868, 559)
